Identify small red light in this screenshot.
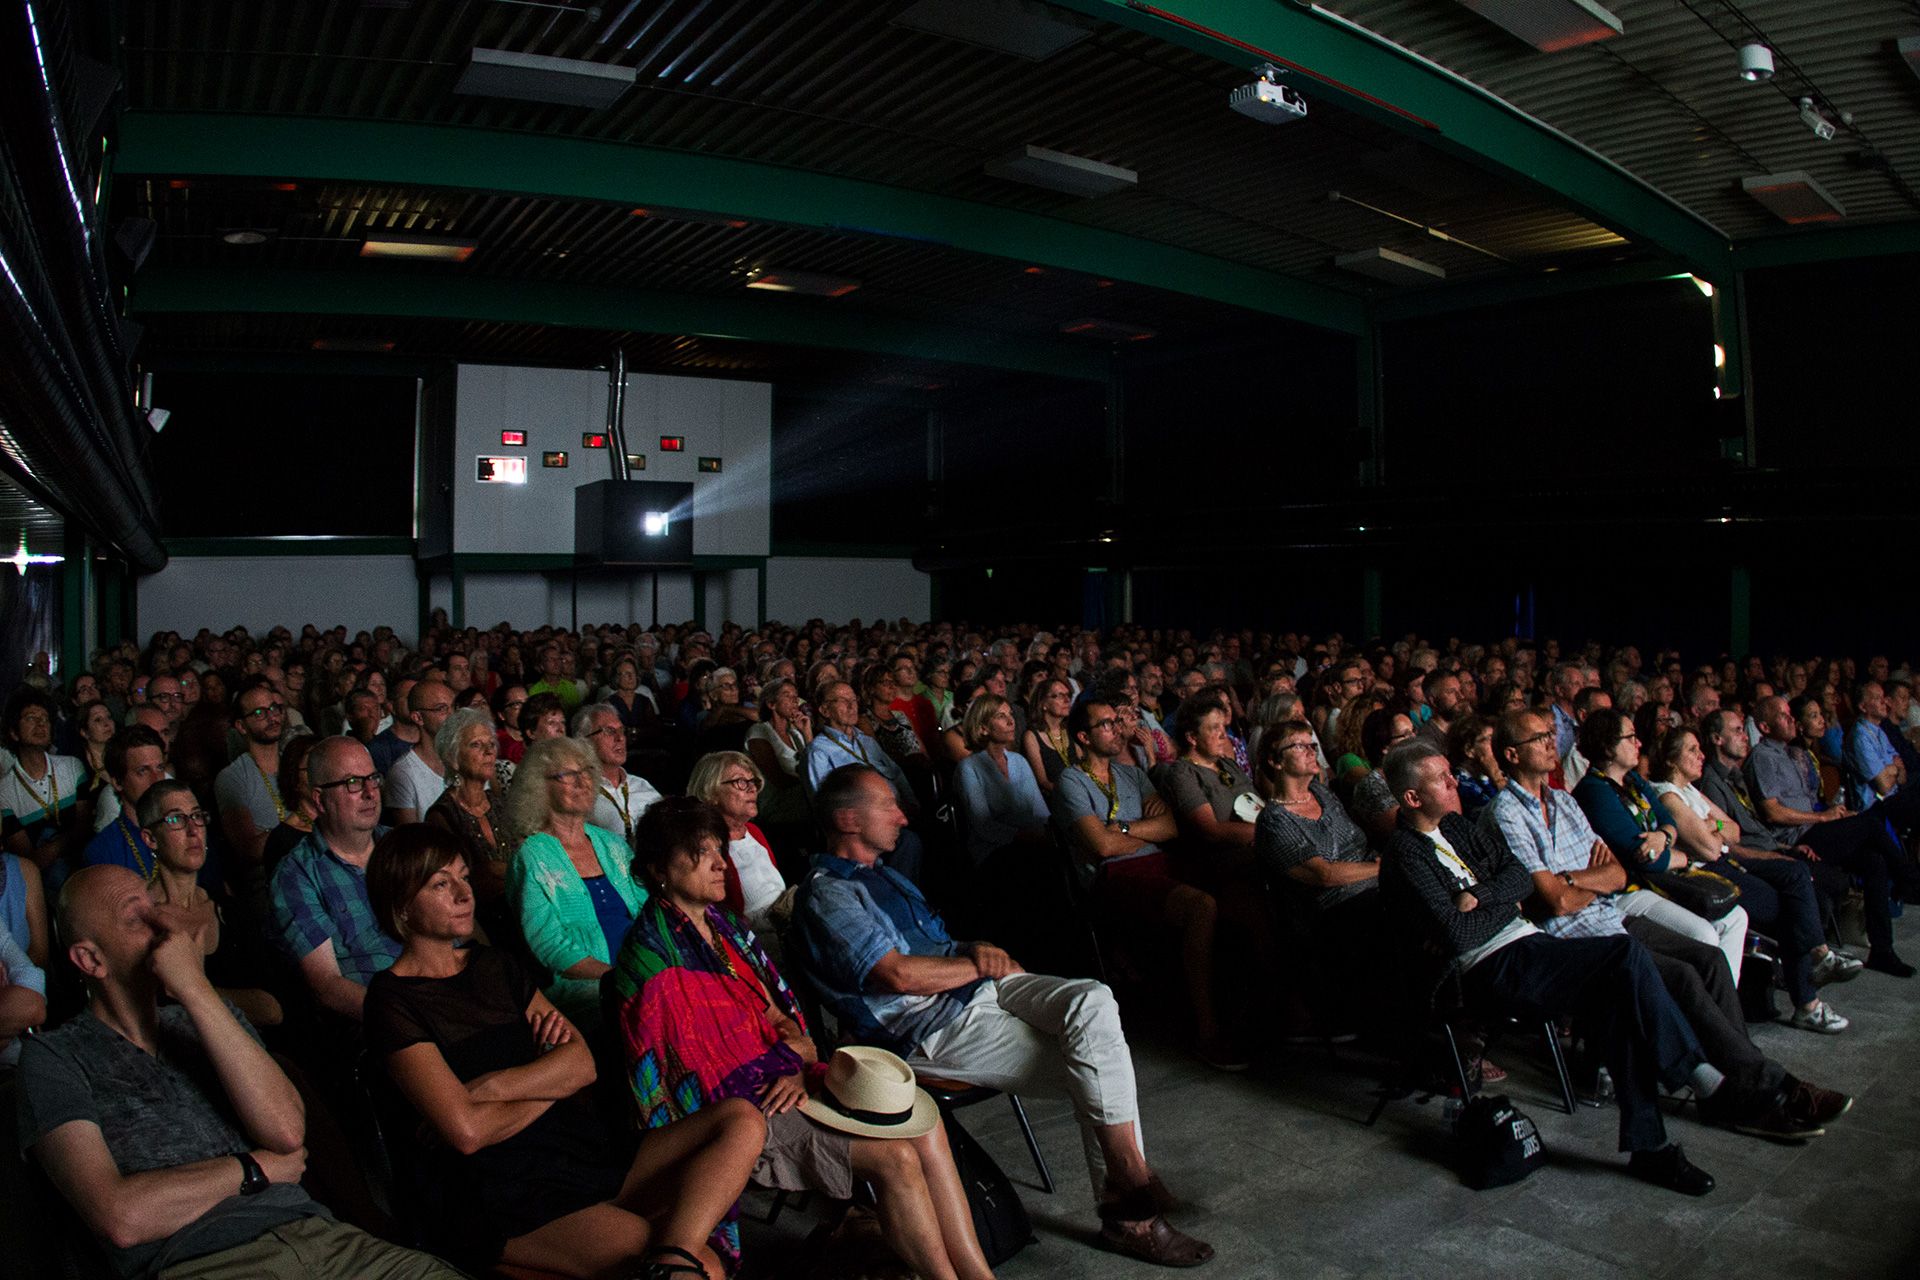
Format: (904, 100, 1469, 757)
(1022, 266, 1046, 276)
(267, 182, 299, 192)
(629, 207, 651, 217)
(168, 180, 192, 190)
(659, 435, 684, 452)
(582, 433, 607, 449)
(1095, 279, 1114, 288)
(501, 430, 526, 446)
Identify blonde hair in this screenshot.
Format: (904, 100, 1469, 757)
(961, 693, 1009, 750)
(687, 750, 762, 804)
(506, 735, 601, 839)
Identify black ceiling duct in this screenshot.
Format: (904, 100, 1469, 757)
(0, 0, 164, 573)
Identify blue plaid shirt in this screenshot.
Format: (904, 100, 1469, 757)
(1843, 719, 1900, 811)
(1483, 780, 1626, 941)
(269, 826, 400, 985)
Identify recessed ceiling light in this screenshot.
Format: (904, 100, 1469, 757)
(985, 145, 1137, 198)
(359, 234, 478, 262)
(892, 0, 1091, 60)
(1334, 247, 1447, 285)
(745, 268, 860, 297)
(1742, 172, 1846, 224)
(221, 230, 269, 246)
(1455, 0, 1622, 52)
(453, 48, 635, 109)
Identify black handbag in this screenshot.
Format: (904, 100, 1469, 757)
(1639, 866, 1741, 920)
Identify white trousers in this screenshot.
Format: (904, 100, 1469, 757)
(1619, 888, 1748, 983)
(908, 972, 1141, 1201)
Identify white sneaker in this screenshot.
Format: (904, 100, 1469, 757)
(1789, 1000, 1850, 1034)
(1812, 950, 1864, 986)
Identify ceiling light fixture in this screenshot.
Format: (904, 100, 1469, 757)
(1334, 246, 1447, 286)
(1742, 171, 1846, 224)
(359, 234, 478, 262)
(220, 229, 269, 246)
(1797, 97, 1838, 141)
(1454, 0, 1622, 52)
(744, 268, 860, 297)
(1738, 42, 1775, 81)
(891, 0, 1091, 60)
(453, 48, 635, 109)
(984, 145, 1137, 198)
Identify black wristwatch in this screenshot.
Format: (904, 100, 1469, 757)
(1117, 820, 1131, 836)
(235, 1152, 269, 1197)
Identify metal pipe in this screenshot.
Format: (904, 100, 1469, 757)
(606, 348, 629, 480)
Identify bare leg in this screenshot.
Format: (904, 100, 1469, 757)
(1163, 884, 1220, 1042)
(500, 1202, 651, 1280)
(850, 1136, 960, 1280)
(909, 1123, 996, 1280)
(1094, 1121, 1151, 1194)
(619, 1097, 767, 1277)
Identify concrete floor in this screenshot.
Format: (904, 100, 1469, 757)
(744, 914, 1920, 1280)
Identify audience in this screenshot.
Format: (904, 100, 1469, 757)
(365, 824, 758, 1280)
(686, 751, 788, 935)
(578, 701, 665, 844)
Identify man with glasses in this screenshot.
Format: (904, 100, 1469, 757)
(575, 702, 663, 846)
(1488, 709, 1841, 1142)
(384, 679, 455, 825)
(2, 688, 89, 878)
(269, 737, 398, 1022)
(216, 678, 289, 865)
(805, 681, 922, 883)
(145, 674, 187, 735)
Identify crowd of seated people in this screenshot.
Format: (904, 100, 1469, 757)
(4, 617, 1920, 1273)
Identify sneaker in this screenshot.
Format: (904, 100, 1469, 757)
(1811, 950, 1863, 986)
(1866, 949, 1917, 978)
(1785, 1079, 1853, 1128)
(1712, 1091, 1824, 1142)
(1628, 1144, 1716, 1196)
(1788, 1000, 1850, 1034)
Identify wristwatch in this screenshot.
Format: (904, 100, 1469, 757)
(1560, 872, 1577, 889)
(235, 1152, 269, 1197)
(1117, 820, 1131, 836)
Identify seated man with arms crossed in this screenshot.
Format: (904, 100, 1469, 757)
(1381, 741, 1725, 1194)
(17, 864, 458, 1279)
(1485, 710, 1848, 1142)
(797, 764, 1211, 1268)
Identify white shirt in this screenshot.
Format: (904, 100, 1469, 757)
(1428, 826, 1539, 971)
(385, 749, 447, 818)
(730, 832, 787, 932)
(591, 769, 663, 845)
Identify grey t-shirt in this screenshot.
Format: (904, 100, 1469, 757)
(1744, 737, 1817, 843)
(1254, 780, 1377, 911)
(16, 1005, 323, 1279)
(1153, 758, 1258, 827)
(1052, 762, 1159, 866)
(214, 753, 283, 835)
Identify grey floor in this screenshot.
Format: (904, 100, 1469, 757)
(745, 914, 1920, 1279)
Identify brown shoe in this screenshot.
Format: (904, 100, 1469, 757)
(1098, 1215, 1215, 1268)
(1786, 1079, 1853, 1127)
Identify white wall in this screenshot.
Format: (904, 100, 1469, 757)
(764, 557, 928, 625)
(459, 570, 701, 631)
(453, 365, 771, 557)
(139, 556, 419, 642)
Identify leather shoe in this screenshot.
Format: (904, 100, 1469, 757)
(1098, 1215, 1215, 1268)
(1628, 1144, 1715, 1196)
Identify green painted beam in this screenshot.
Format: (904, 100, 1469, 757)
(1058, 0, 1729, 272)
(1731, 222, 1920, 273)
(1371, 261, 1689, 324)
(115, 111, 1368, 338)
(130, 265, 1109, 384)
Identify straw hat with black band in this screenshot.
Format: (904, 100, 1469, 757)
(798, 1046, 940, 1140)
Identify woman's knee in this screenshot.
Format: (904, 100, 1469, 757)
(711, 1096, 768, 1149)
(857, 1135, 924, 1182)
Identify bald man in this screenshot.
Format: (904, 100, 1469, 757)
(17, 866, 457, 1278)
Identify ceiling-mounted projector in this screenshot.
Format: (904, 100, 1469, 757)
(1230, 65, 1308, 124)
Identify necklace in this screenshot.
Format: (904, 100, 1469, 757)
(118, 815, 156, 881)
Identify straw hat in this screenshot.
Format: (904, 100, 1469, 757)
(798, 1046, 939, 1139)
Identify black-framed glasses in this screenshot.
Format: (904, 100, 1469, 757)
(722, 776, 763, 793)
(1514, 731, 1555, 748)
(147, 809, 211, 830)
(148, 691, 184, 705)
(242, 702, 287, 720)
(316, 772, 382, 795)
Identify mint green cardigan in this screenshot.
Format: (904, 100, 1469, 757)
(507, 823, 647, 1024)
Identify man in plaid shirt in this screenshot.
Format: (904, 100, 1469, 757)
(1485, 710, 1845, 1142)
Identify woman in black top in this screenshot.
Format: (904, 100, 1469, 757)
(363, 825, 765, 1280)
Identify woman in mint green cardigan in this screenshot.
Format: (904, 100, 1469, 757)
(506, 736, 647, 1025)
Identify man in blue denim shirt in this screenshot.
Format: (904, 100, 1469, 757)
(795, 765, 1212, 1268)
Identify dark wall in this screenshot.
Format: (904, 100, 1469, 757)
(150, 371, 416, 537)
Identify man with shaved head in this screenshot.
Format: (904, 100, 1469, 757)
(17, 866, 457, 1278)
(268, 736, 397, 1022)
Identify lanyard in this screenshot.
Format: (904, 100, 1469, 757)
(827, 729, 870, 766)
(251, 753, 286, 822)
(1087, 765, 1120, 822)
(598, 776, 634, 840)
(119, 816, 156, 882)
(12, 762, 60, 817)
(1428, 832, 1476, 887)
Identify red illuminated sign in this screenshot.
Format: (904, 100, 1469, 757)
(500, 430, 526, 446)
(659, 435, 684, 452)
(582, 433, 607, 449)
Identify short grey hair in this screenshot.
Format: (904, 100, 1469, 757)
(434, 707, 494, 769)
(570, 701, 618, 737)
(1383, 739, 1448, 802)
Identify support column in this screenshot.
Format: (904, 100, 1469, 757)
(1711, 273, 1757, 467)
(1104, 355, 1126, 508)
(692, 571, 707, 632)
(756, 562, 768, 629)
(450, 566, 466, 630)
(1730, 565, 1751, 657)
(1357, 326, 1384, 486)
(60, 527, 89, 680)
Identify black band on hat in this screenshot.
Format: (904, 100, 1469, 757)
(821, 1089, 916, 1127)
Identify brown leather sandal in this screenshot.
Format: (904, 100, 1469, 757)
(1097, 1215, 1215, 1268)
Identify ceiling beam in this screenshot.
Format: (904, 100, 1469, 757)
(1370, 261, 1691, 324)
(127, 266, 1113, 383)
(1057, 0, 1730, 274)
(114, 111, 1369, 338)
(1731, 223, 1920, 273)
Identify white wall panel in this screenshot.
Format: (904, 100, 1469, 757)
(139, 556, 418, 642)
(764, 557, 928, 625)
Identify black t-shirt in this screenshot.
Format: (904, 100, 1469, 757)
(365, 946, 543, 1079)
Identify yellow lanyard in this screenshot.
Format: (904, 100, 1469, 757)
(118, 815, 155, 881)
(827, 730, 870, 766)
(598, 776, 634, 840)
(1087, 765, 1121, 822)
(251, 753, 286, 822)
(1428, 832, 1475, 887)
(12, 762, 59, 818)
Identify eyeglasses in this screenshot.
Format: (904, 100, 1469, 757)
(242, 702, 287, 720)
(148, 692, 184, 705)
(316, 772, 383, 795)
(148, 809, 211, 830)
(1087, 717, 1119, 732)
(546, 767, 594, 786)
(1514, 732, 1555, 749)
(587, 724, 623, 739)
(722, 776, 763, 793)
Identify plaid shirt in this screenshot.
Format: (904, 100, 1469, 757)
(269, 826, 400, 985)
(1483, 779, 1626, 941)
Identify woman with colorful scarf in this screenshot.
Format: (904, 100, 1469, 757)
(610, 798, 995, 1280)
